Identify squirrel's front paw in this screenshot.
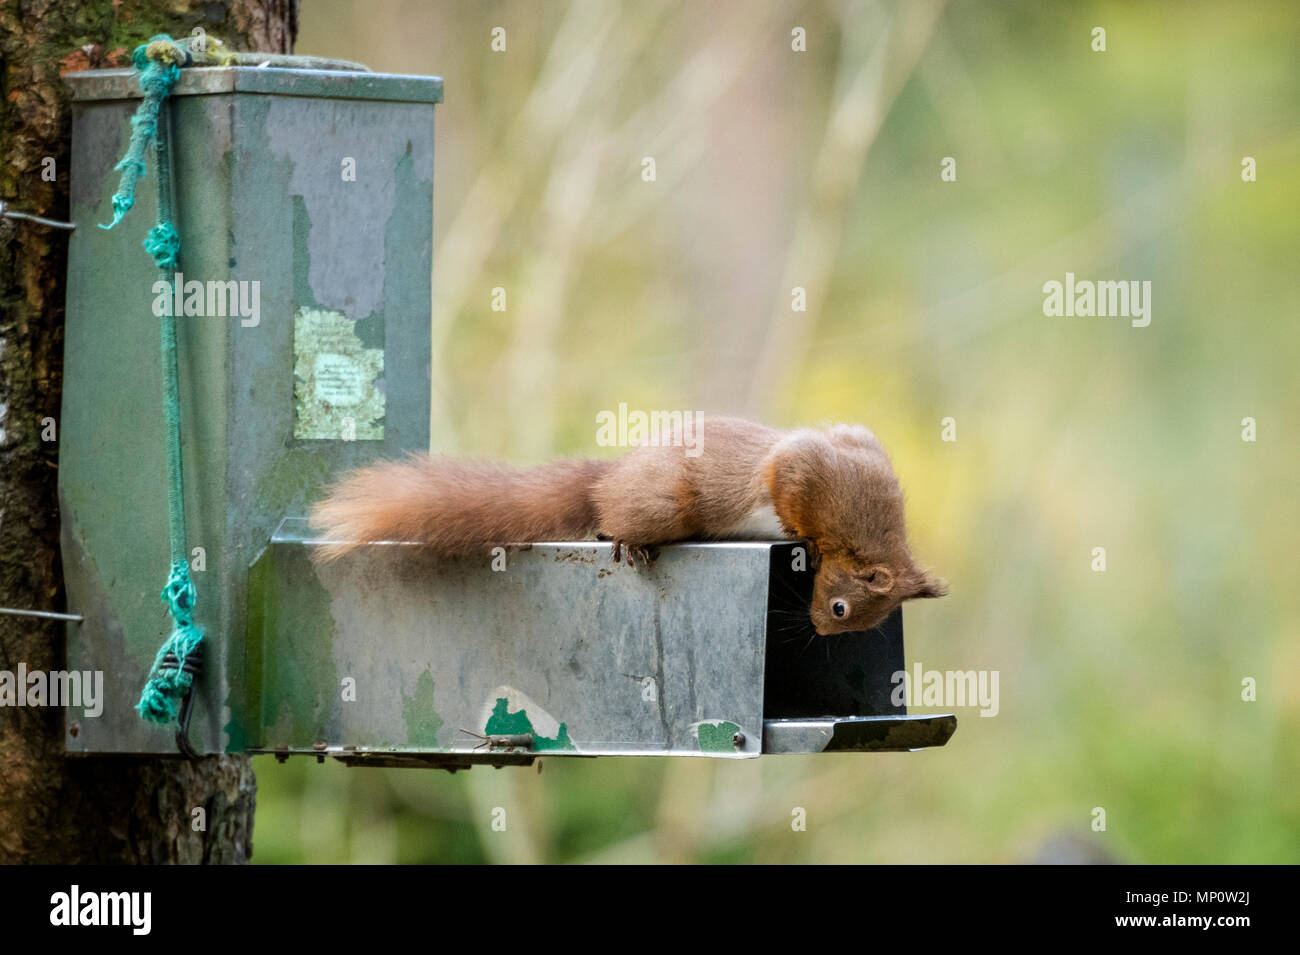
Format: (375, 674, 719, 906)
(610, 539, 656, 568)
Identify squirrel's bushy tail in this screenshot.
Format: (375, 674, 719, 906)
(309, 454, 613, 560)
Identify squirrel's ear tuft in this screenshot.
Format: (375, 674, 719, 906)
(907, 570, 948, 600)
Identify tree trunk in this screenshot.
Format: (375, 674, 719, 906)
(0, 0, 298, 864)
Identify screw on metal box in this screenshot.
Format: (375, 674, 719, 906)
(461, 729, 535, 752)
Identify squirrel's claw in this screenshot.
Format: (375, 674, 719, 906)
(610, 539, 655, 567)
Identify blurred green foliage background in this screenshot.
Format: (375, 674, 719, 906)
(252, 0, 1299, 863)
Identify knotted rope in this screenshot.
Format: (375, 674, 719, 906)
(99, 35, 203, 727)
(98, 35, 371, 737)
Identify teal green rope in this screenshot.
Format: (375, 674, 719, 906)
(101, 36, 204, 725)
(98, 40, 184, 233)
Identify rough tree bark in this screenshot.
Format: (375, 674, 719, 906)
(0, 0, 298, 864)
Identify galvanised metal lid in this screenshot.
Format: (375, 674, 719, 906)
(65, 66, 443, 104)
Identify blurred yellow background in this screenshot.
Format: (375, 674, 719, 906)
(252, 0, 1299, 863)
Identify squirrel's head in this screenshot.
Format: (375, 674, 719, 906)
(765, 423, 948, 636)
(807, 543, 946, 635)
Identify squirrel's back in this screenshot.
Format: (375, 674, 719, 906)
(311, 415, 901, 558)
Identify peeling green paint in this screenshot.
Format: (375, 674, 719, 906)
(230, 548, 269, 753)
(485, 697, 573, 751)
(257, 547, 341, 745)
(401, 669, 444, 746)
(697, 720, 741, 752)
(251, 448, 331, 535)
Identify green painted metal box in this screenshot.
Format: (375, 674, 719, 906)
(60, 66, 442, 754)
(248, 526, 956, 768)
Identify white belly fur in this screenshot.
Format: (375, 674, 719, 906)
(721, 502, 787, 540)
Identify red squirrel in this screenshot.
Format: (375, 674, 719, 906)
(310, 416, 946, 635)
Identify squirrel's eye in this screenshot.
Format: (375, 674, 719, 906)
(831, 600, 847, 618)
(866, 571, 877, 583)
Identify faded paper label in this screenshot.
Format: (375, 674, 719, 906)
(293, 307, 385, 440)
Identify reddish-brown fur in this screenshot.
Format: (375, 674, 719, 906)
(310, 454, 612, 559)
(310, 416, 946, 634)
